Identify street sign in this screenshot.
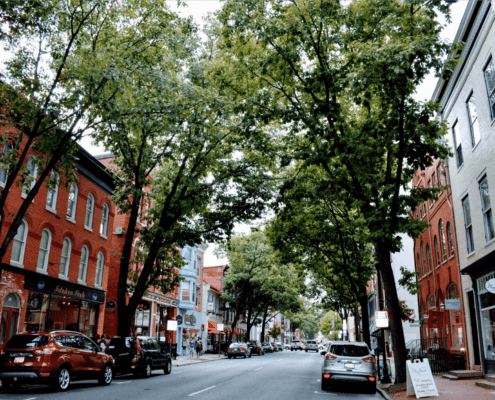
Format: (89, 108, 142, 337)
(376, 311, 389, 328)
(445, 299, 461, 310)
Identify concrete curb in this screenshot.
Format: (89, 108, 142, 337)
(173, 356, 227, 367)
(377, 387, 393, 400)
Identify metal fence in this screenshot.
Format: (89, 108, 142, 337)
(407, 337, 447, 357)
(407, 338, 466, 375)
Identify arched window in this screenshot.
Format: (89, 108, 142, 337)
(0, 144, 13, 185)
(447, 283, 459, 299)
(36, 229, 52, 272)
(439, 220, 447, 261)
(447, 222, 455, 257)
(66, 184, 78, 221)
(11, 220, 28, 265)
(84, 194, 95, 229)
(421, 242, 426, 275)
(59, 238, 72, 278)
(95, 252, 104, 287)
(416, 254, 421, 274)
(22, 156, 37, 197)
(427, 294, 436, 310)
(426, 245, 432, 272)
(100, 203, 109, 237)
(434, 236, 440, 267)
(46, 171, 59, 211)
(78, 246, 89, 283)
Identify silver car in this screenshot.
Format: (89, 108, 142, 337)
(305, 339, 319, 352)
(321, 341, 376, 394)
(227, 342, 252, 359)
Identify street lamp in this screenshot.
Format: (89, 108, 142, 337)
(225, 302, 230, 343)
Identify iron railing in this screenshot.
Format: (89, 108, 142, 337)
(407, 337, 447, 357)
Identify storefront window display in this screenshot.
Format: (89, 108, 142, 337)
(134, 301, 151, 336)
(478, 272, 495, 360)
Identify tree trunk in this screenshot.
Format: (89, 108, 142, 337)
(260, 308, 268, 342)
(353, 303, 361, 342)
(376, 243, 407, 384)
(359, 293, 371, 348)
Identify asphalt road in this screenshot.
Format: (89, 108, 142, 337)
(1, 350, 382, 400)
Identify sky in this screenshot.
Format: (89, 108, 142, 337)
(79, 0, 469, 266)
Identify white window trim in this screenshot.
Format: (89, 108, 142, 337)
(100, 203, 109, 238)
(0, 144, 13, 188)
(10, 220, 28, 267)
(66, 184, 78, 222)
(21, 156, 37, 199)
(84, 193, 95, 231)
(36, 229, 52, 273)
(95, 252, 104, 288)
(78, 246, 89, 284)
(59, 237, 72, 279)
(45, 172, 59, 213)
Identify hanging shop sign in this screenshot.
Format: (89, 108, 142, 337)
(375, 311, 389, 328)
(486, 279, 495, 294)
(185, 314, 196, 326)
(167, 320, 178, 331)
(445, 299, 461, 310)
(176, 315, 183, 325)
(106, 301, 116, 309)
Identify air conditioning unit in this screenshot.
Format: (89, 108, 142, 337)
(115, 227, 124, 235)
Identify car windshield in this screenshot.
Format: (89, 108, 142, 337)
(330, 344, 369, 357)
(6, 335, 49, 349)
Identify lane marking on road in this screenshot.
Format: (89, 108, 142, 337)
(188, 386, 216, 396)
(115, 381, 132, 384)
(24, 398, 37, 400)
(255, 367, 263, 370)
(314, 391, 336, 396)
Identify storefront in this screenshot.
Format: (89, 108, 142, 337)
(0, 265, 105, 345)
(133, 295, 178, 343)
(462, 250, 495, 374)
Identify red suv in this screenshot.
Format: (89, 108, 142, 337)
(0, 331, 114, 392)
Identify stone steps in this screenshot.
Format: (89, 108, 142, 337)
(475, 381, 495, 390)
(442, 374, 460, 380)
(448, 370, 483, 379)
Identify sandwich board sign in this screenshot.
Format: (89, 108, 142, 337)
(406, 359, 439, 398)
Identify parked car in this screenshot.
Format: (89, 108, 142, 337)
(319, 343, 328, 355)
(105, 336, 172, 378)
(227, 342, 251, 359)
(284, 343, 291, 350)
(275, 342, 283, 351)
(291, 340, 303, 351)
(247, 341, 264, 356)
(262, 342, 274, 353)
(305, 340, 319, 352)
(0, 331, 114, 392)
(321, 341, 376, 394)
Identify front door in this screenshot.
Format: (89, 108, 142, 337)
(0, 307, 19, 347)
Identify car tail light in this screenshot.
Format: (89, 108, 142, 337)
(240, 347, 245, 351)
(323, 373, 331, 379)
(362, 356, 375, 363)
(40, 372, 51, 377)
(325, 354, 337, 360)
(228, 348, 232, 351)
(256, 345, 259, 348)
(368, 376, 376, 382)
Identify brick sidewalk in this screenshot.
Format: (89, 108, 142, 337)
(173, 353, 227, 367)
(380, 377, 495, 400)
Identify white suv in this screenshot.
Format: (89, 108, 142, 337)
(291, 340, 302, 351)
(305, 339, 319, 352)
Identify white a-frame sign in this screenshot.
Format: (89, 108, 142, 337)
(406, 359, 439, 398)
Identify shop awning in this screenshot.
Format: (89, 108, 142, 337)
(232, 330, 241, 335)
(207, 321, 224, 335)
(188, 329, 199, 334)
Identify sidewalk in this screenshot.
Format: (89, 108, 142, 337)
(173, 352, 227, 367)
(378, 377, 495, 400)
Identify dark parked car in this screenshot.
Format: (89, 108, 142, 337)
(227, 343, 251, 359)
(321, 341, 376, 394)
(105, 336, 172, 378)
(0, 331, 114, 392)
(247, 340, 264, 356)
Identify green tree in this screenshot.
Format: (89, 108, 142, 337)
(0, 0, 183, 269)
(320, 310, 342, 340)
(214, 0, 457, 382)
(267, 325, 282, 340)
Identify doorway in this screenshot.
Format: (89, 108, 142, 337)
(0, 293, 20, 346)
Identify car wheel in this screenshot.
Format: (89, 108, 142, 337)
(143, 362, 152, 378)
(367, 383, 376, 394)
(99, 364, 113, 386)
(321, 379, 330, 391)
(228, 355, 232, 359)
(243, 354, 247, 359)
(305, 350, 308, 352)
(249, 353, 252, 358)
(164, 359, 172, 375)
(2, 379, 20, 393)
(54, 367, 71, 391)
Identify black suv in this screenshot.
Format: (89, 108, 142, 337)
(246, 341, 264, 356)
(105, 336, 172, 378)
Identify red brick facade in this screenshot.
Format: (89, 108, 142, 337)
(413, 160, 466, 354)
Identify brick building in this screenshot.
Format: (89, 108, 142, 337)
(0, 136, 115, 346)
(412, 159, 465, 357)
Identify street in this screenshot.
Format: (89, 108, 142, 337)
(0, 351, 381, 400)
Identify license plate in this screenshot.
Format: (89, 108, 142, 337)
(14, 357, 24, 363)
(344, 363, 354, 369)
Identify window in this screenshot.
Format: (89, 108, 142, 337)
(432, 172, 437, 187)
(196, 287, 200, 307)
(439, 220, 447, 262)
(46, 171, 59, 211)
(421, 242, 426, 275)
(452, 122, 463, 168)
(0, 144, 13, 186)
(11, 220, 28, 265)
(59, 238, 71, 278)
(426, 245, 432, 272)
(100, 203, 109, 237)
(22, 156, 37, 197)
(196, 256, 201, 276)
(480, 176, 495, 242)
(462, 196, 475, 254)
(437, 166, 443, 187)
(466, 93, 481, 147)
(416, 254, 421, 274)
(447, 222, 455, 256)
(434, 236, 440, 267)
(181, 281, 190, 301)
(95, 252, 104, 287)
(429, 180, 434, 204)
(484, 58, 495, 119)
(78, 246, 89, 283)
(84, 193, 95, 229)
(66, 184, 78, 220)
(36, 229, 51, 272)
